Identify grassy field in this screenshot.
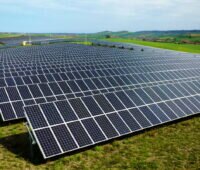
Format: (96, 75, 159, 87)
(72, 41, 92, 46)
(104, 38, 200, 53)
(0, 116, 199, 170)
(0, 34, 23, 39)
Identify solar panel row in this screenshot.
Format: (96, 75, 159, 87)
(0, 36, 73, 46)
(0, 43, 194, 64)
(1, 77, 200, 121)
(25, 91, 200, 158)
(1, 61, 200, 80)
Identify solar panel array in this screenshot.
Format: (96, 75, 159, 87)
(0, 36, 61, 45)
(0, 36, 83, 50)
(0, 42, 200, 159)
(91, 40, 135, 50)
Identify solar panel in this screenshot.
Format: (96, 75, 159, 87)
(24, 89, 200, 158)
(0, 42, 200, 159)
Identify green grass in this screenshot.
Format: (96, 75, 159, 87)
(0, 34, 23, 39)
(104, 38, 200, 53)
(0, 116, 199, 170)
(72, 41, 92, 46)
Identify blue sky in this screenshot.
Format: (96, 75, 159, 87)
(0, 0, 200, 33)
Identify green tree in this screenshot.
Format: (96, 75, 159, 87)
(105, 35, 111, 38)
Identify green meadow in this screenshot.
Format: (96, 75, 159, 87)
(105, 38, 200, 53)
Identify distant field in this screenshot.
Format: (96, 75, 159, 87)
(0, 34, 22, 39)
(191, 34, 200, 37)
(73, 41, 92, 45)
(104, 38, 200, 53)
(0, 34, 50, 39)
(0, 116, 199, 170)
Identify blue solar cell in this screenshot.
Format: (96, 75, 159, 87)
(6, 87, 21, 101)
(69, 98, 91, 118)
(165, 101, 186, 117)
(52, 125, 78, 152)
(76, 80, 89, 91)
(40, 103, 63, 125)
(23, 76, 32, 84)
(82, 118, 106, 142)
(115, 91, 135, 108)
(188, 96, 200, 110)
(95, 115, 119, 138)
(0, 79, 6, 87)
(174, 99, 193, 115)
(148, 104, 170, 122)
(181, 98, 199, 113)
(35, 128, 62, 158)
(52, 73, 62, 81)
(57, 81, 72, 94)
(151, 86, 169, 100)
(14, 77, 24, 85)
(93, 95, 115, 113)
(38, 75, 48, 83)
(48, 82, 63, 95)
(39, 84, 53, 96)
(92, 78, 105, 89)
(67, 121, 93, 147)
(142, 87, 162, 102)
(12, 101, 24, 118)
(5, 77, 16, 86)
(68, 81, 80, 92)
(134, 89, 154, 104)
(107, 113, 130, 135)
(25, 105, 48, 129)
(30, 76, 40, 83)
(29, 85, 43, 98)
(139, 106, 161, 125)
(118, 110, 141, 131)
(99, 77, 112, 88)
(0, 103, 16, 120)
(18, 86, 32, 99)
(55, 100, 78, 122)
(84, 79, 97, 90)
(129, 108, 151, 128)
(105, 93, 125, 110)
(0, 88, 9, 102)
(82, 96, 103, 116)
(157, 103, 178, 119)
